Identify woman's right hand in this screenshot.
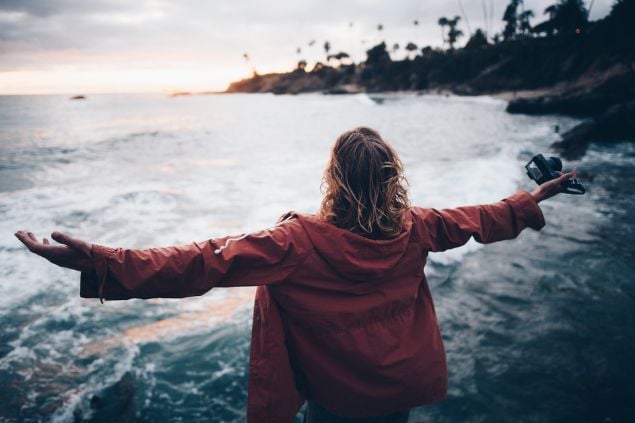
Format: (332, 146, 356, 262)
(530, 168, 577, 203)
(14, 231, 94, 272)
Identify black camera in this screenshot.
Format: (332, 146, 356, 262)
(525, 154, 585, 195)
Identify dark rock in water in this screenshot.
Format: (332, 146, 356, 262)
(70, 95, 86, 100)
(552, 101, 635, 158)
(89, 372, 136, 422)
(506, 68, 635, 117)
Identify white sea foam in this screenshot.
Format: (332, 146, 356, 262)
(0, 92, 585, 419)
(50, 343, 140, 423)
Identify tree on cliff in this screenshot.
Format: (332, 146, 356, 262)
(324, 41, 331, 62)
(502, 0, 535, 39)
(518, 9, 534, 35)
(376, 24, 384, 44)
(327, 52, 351, 67)
(242, 53, 257, 77)
(405, 42, 418, 59)
(413, 20, 420, 46)
(296, 60, 307, 72)
(534, 0, 588, 36)
(438, 17, 449, 46)
(502, 0, 521, 40)
(391, 43, 400, 60)
(447, 16, 464, 49)
(365, 42, 391, 66)
(336, 52, 351, 64)
(550, 0, 588, 35)
(465, 29, 489, 49)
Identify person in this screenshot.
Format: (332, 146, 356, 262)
(15, 127, 576, 423)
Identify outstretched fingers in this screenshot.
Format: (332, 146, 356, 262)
(51, 231, 91, 256)
(51, 231, 73, 246)
(15, 231, 38, 251)
(16, 230, 90, 256)
(531, 167, 581, 202)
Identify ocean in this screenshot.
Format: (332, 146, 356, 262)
(0, 92, 633, 422)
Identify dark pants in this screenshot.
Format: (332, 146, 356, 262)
(303, 401, 410, 423)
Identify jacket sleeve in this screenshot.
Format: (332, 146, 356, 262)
(412, 190, 545, 252)
(79, 220, 308, 301)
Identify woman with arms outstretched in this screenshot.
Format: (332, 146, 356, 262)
(15, 127, 575, 423)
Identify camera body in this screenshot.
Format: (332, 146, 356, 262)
(525, 154, 585, 195)
(525, 154, 562, 185)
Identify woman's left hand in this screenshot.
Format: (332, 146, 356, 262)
(530, 168, 577, 203)
(14, 231, 94, 272)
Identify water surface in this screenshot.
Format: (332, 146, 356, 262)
(0, 93, 633, 422)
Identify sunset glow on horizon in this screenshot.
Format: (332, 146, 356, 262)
(0, 0, 612, 95)
(0, 67, 254, 95)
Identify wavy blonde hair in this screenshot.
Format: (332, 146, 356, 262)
(319, 127, 410, 239)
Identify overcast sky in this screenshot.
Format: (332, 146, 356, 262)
(0, 0, 613, 94)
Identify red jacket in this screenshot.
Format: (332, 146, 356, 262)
(80, 191, 545, 422)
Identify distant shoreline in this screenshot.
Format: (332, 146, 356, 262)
(222, 1, 633, 159)
(223, 65, 633, 160)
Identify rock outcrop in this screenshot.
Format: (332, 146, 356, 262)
(552, 101, 635, 158)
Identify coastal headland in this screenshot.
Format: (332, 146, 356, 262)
(225, 0, 634, 158)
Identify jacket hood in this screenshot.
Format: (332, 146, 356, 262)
(295, 212, 414, 282)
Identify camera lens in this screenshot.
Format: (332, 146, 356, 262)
(548, 157, 563, 172)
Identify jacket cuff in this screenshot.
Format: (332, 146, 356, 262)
(79, 244, 117, 300)
(504, 191, 546, 231)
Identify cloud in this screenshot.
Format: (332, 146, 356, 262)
(0, 0, 135, 17)
(0, 0, 615, 92)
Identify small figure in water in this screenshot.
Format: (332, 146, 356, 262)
(16, 127, 576, 422)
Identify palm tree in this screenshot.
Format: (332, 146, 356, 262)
(502, 0, 521, 40)
(242, 53, 256, 76)
(519, 9, 534, 34)
(326, 52, 349, 67)
(335, 51, 351, 66)
(413, 19, 420, 47)
(438, 17, 449, 46)
(447, 16, 464, 49)
(405, 42, 418, 59)
(546, 0, 589, 35)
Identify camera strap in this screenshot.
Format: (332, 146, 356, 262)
(563, 179, 586, 195)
